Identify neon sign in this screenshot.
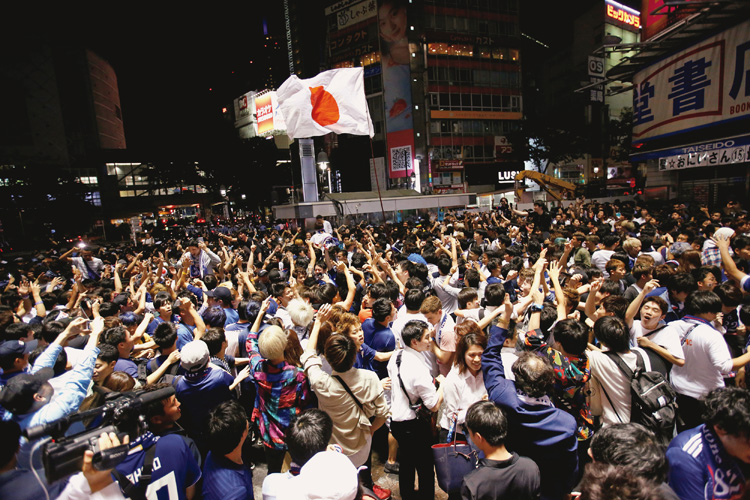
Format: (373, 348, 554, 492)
(606, 0, 640, 29)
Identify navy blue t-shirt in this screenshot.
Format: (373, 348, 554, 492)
(202, 451, 254, 500)
(362, 318, 396, 379)
(114, 358, 138, 379)
(173, 368, 234, 437)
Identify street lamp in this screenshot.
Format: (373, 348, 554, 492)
(317, 151, 332, 195)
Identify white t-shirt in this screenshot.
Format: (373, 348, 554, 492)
(589, 347, 653, 426)
(629, 320, 684, 360)
(669, 319, 733, 399)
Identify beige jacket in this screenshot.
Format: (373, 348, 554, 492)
(301, 352, 389, 456)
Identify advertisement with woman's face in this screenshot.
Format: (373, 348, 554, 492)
(378, 0, 414, 179)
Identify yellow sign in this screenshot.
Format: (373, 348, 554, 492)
(430, 110, 523, 120)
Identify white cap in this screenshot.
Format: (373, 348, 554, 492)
(180, 340, 209, 372)
(292, 450, 359, 500)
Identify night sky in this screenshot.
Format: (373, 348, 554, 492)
(3, 0, 641, 155)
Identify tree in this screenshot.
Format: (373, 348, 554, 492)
(608, 107, 634, 163)
(506, 116, 589, 173)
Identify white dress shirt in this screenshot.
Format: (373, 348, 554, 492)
(387, 347, 439, 422)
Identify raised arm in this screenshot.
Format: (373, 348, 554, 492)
(334, 261, 356, 311)
(548, 260, 567, 322)
(625, 279, 659, 328)
(305, 303, 332, 354)
(714, 234, 746, 284)
(584, 278, 603, 321)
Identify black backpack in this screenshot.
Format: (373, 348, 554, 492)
(603, 350, 678, 442)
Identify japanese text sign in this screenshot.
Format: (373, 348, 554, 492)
(632, 20, 750, 142)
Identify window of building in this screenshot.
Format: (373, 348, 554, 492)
(84, 192, 101, 206)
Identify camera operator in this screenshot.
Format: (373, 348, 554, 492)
(0, 419, 128, 500)
(0, 317, 104, 471)
(109, 384, 202, 500)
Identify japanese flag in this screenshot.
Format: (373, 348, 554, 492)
(276, 68, 374, 141)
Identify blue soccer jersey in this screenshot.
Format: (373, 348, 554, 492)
(113, 432, 201, 500)
(202, 451, 254, 500)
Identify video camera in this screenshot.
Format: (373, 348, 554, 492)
(23, 385, 174, 484)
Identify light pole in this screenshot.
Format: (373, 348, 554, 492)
(317, 151, 332, 195)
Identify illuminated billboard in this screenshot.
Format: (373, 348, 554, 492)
(252, 91, 287, 136)
(605, 0, 640, 31)
(632, 19, 750, 142)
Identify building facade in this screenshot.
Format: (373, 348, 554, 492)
(324, 0, 523, 195)
(621, 5, 750, 205)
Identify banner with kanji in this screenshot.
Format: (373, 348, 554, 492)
(632, 19, 750, 142)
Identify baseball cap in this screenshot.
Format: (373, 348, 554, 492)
(205, 286, 233, 302)
(0, 340, 38, 361)
(180, 341, 209, 372)
(292, 450, 360, 500)
(258, 269, 269, 278)
(0, 367, 54, 414)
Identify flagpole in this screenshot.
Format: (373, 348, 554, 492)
(369, 138, 387, 223)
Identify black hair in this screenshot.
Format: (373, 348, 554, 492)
(271, 282, 289, 299)
(206, 400, 249, 456)
(465, 401, 508, 447)
(539, 303, 558, 337)
(368, 283, 389, 300)
(99, 302, 120, 318)
(457, 287, 479, 309)
(153, 322, 178, 349)
(552, 319, 588, 355)
(202, 327, 226, 356)
(484, 283, 506, 307)
(384, 280, 401, 302)
(246, 301, 262, 324)
(437, 257, 452, 275)
(589, 423, 668, 483)
(3, 323, 32, 342)
(153, 292, 172, 311)
(511, 351, 554, 398)
(371, 298, 393, 323)
(579, 463, 660, 500)
(203, 275, 219, 290)
(464, 269, 480, 289)
(286, 409, 333, 466)
(684, 290, 722, 316)
(401, 320, 428, 349)
(739, 304, 750, 327)
(600, 280, 623, 297)
(141, 382, 173, 424)
(594, 316, 630, 353)
(103, 326, 128, 347)
(324, 334, 357, 372)
(702, 387, 750, 438)
(602, 235, 620, 248)
(669, 272, 697, 294)
(714, 281, 742, 308)
(403, 288, 425, 312)
(602, 296, 629, 319)
(202, 306, 227, 328)
(692, 267, 717, 285)
(97, 343, 120, 364)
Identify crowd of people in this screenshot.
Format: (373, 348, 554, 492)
(0, 196, 749, 500)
